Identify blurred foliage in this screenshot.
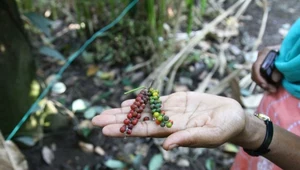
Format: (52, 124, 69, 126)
(16, 0, 207, 66)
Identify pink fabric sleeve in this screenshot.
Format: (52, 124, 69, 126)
(231, 87, 300, 170)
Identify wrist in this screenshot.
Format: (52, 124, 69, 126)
(231, 112, 266, 150)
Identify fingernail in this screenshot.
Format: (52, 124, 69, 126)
(168, 144, 178, 150)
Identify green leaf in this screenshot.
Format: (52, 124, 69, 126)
(201, 0, 207, 15)
(133, 154, 143, 169)
(81, 128, 91, 138)
(83, 165, 90, 170)
(121, 77, 131, 86)
(14, 136, 36, 147)
(103, 80, 114, 87)
(205, 158, 216, 170)
(185, 0, 193, 35)
(103, 53, 113, 62)
(104, 159, 126, 169)
(148, 154, 164, 170)
(124, 64, 133, 72)
(82, 51, 95, 64)
(84, 106, 103, 119)
(39, 46, 65, 61)
(24, 12, 53, 37)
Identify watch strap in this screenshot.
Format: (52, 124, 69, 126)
(244, 113, 274, 156)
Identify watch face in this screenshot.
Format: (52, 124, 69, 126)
(261, 50, 277, 71)
(260, 50, 278, 84)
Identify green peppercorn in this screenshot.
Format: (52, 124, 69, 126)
(163, 116, 169, 121)
(166, 121, 172, 128)
(153, 112, 160, 118)
(157, 115, 163, 121)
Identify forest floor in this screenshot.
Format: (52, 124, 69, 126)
(20, 1, 300, 170)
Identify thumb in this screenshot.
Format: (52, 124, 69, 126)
(162, 127, 226, 150)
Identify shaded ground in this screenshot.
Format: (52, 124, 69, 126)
(21, 1, 300, 170)
(245, 0, 300, 46)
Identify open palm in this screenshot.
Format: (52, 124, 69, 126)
(92, 92, 245, 150)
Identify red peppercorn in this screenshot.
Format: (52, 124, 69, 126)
(132, 111, 138, 117)
(128, 124, 134, 129)
(155, 119, 161, 125)
(127, 113, 133, 119)
(134, 101, 141, 106)
(132, 118, 138, 125)
(136, 107, 143, 113)
(120, 125, 126, 133)
(136, 96, 142, 102)
(123, 119, 130, 125)
(126, 129, 132, 135)
(136, 113, 141, 119)
(131, 105, 137, 110)
(140, 90, 146, 94)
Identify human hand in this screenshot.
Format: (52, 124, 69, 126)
(252, 45, 283, 93)
(92, 92, 246, 150)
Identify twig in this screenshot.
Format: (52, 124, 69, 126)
(125, 60, 152, 73)
(173, 1, 185, 36)
(142, 0, 246, 94)
(52, 100, 75, 118)
(165, 50, 191, 94)
(206, 69, 241, 95)
(124, 86, 146, 94)
(208, 0, 225, 13)
(235, 0, 253, 18)
(218, 40, 228, 76)
(251, 0, 269, 53)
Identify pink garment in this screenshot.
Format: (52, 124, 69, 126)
(231, 87, 300, 170)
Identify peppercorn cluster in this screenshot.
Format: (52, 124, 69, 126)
(120, 90, 148, 135)
(148, 88, 173, 128)
(120, 88, 173, 135)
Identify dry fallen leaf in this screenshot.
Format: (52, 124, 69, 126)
(94, 146, 105, 156)
(241, 93, 264, 108)
(78, 141, 94, 153)
(176, 158, 190, 167)
(86, 65, 99, 77)
(0, 132, 28, 170)
(222, 143, 239, 153)
(42, 146, 54, 165)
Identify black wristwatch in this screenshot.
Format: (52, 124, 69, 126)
(244, 113, 274, 156)
(260, 50, 279, 85)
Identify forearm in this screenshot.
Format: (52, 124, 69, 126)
(233, 113, 300, 169)
(265, 124, 300, 169)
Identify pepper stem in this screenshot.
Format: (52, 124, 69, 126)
(124, 86, 146, 95)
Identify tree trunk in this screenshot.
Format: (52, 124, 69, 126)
(0, 0, 35, 136)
